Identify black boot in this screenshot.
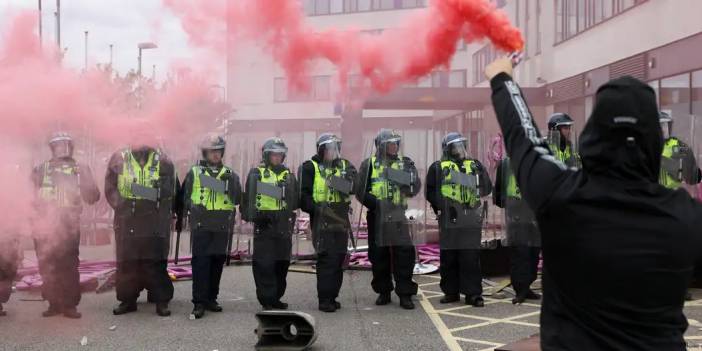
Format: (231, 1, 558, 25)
(525, 290, 541, 300)
(685, 290, 693, 301)
(113, 302, 137, 315)
(205, 301, 223, 312)
(399, 295, 415, 310)
(156, 302, 171, 317)
(318, 299, 336, 313)
(191, 304, 205, 319)
(333, 300, 341, 309)
(42, 304, 63, 317)
(466, 295, 484, 307)
(63, 307, 82, 319)
(512, 293, 527, 305)
(262, 305, 274, 311)
(375, 293, 391, 306)
(439, 294, 460, 304)
(0, 303, 5, 317)
(272, 301, 288, 310)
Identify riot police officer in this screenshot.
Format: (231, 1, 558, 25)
(105, 140, 179, 317)
(31, 132, 100, 319)
(547, 113, 580, 168)
(299, 133, 357, 312)
(426, 132, 492, 307)
(178, 135, 241, 319)
(355, 129, 421, 310)
(241, 137, 298, 310)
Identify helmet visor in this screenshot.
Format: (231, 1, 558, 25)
(322, 141, 341, 162)
(449, 140, 468, 160)
(50, 140, 72, 159)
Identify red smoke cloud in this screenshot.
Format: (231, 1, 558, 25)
(164, 0, 523, 93)
(0, 11, 225, 243)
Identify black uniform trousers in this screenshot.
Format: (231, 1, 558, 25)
(34, 230, 81, 309)
(191, 230, 228, 305)
(439, 249, 483, 297)
(116, 259, 174, 304)
(366, 213, 418, 296)
(316, 251, 346, 301)
(510, 246, 541, 296)
(251, 223, 292, 307)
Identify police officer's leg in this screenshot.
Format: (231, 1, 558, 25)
(367, 214, 394, 295)
(392, 244, 418, 297)
(191, 230, 211, 306)
(35, 238, 63, 314)
(115, 260, 140, 303)
(252, 234, 278, 307)
(208, 254, 227, 304)
(144, 259, 174, 303)
(439, 249, 460, 299)
(316, 251, 334, 301)
(331, 253, 347, 300)
(58, 231, 82, 316)
(510, 246, 531, 297)
(459, 249, 483, 305)
(526, 247, 541, 299)
(275, 259, 291, 302)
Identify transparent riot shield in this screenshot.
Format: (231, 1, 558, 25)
(244, 161, 297, 261)
(111, 147, 175, 263)
(187, 164, 240, 257)
(300, 158, 356, 256)
(547, 130, 581, 169)
(663, 114, 702, 193)
(500, 158, 540, 247)
(433, 155, 484, 250)
(373, 155, 424, 248)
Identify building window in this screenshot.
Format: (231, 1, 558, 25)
(472, 45, 498, 85)
(449, 70, 467, 88)
(274, 76, 332, 102)
(555, 0, 647, 43)
(660, 73, 691, 122)
(304, 0, 426, 15)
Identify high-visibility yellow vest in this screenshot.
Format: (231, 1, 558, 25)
(38, 162, 81, 208)
(439, 160, 479, 207)
(256, 167, 289, 211)
(311, 160, 349, 204)
(117, 149, 160, 200)
(550, 143, 576, 165)
(660, 138, 682, 189)
(190, 166, 235, 211)
(369, 156, 406, 206)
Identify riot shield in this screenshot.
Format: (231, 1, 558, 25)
(373, 155, 423, 248)
(664, 114, 702, 192)
(547, 130, 580, 169)
(245, 162, 296, 261)
(500, 158, 540, 247)
(188, 165, 238, 257)
(299, 159, 355, 256)
(110, 149, 175, 263)
(433, 158, 484, 250)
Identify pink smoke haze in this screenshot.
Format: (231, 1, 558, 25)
(0, 11, 226, 244)
(164, 0, 523, 93)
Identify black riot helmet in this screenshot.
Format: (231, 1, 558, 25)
(441, 132, 468, 160)
(548, 113, 574, 131)
(374, 129, 401, 157)
(200, 134, 226, 159)
(262, 137, 288, 165)
(316, 133, 342, 161)
(48, 131, 74, 159)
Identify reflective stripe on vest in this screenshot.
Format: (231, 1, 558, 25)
(311, 160, 349, 204)
(256, 167, 289, 211)
(660, 138, 682, 189)
(440, 160, 479, 207)
(190, 166, 235, 211)
(369, 156, 406, 206)
(117, 150, 161, 200)
(506, 172, 521, 199)
(38, 162, 81, 208)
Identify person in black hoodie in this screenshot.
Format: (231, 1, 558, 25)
(298, 133, 357, 312)
(486, 57, 702, 350)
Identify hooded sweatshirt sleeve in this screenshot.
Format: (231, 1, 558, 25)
(490, 73, 570, 212)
